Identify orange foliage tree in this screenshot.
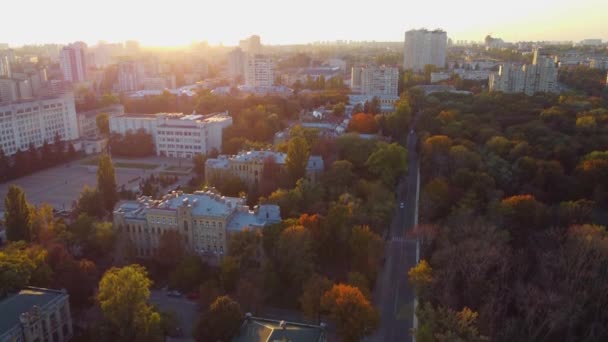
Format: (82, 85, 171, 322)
(348, 113, 378, 134)
(321, 284, 379, 342)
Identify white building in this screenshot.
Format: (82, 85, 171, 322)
(109, 111, 232, 158)
(351, 65, 399, 97)
(113, 190, 281, 258)
(245, 55, 274, 88)
(0, 93, 79, 156)
(76, 104, 124, 137)
(489, 49, 558, 95)
(403, 29, 447, 72)
(0, 53, 11, 78)
(59, 42, 88, 82)
(0, 287, 73, 342)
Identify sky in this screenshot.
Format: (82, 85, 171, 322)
(2, 0, 607, 47)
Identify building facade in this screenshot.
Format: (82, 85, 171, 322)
(117, 61, 142, 92)
(245, 55, 274, 87)
(403, 29, 447, 72)
(0, 93, 78, 156)
(60, 42, 88, 82)
(76, 104, 125, 137)
(0, 287, 73, 342)
(351, 65, 399, 97)
(489, 49, 558, 95)
(109, 111, 232, 158)
(228, 48, 246, 81)
(113, 190, 281, 257)
(205, 150, 324, 187)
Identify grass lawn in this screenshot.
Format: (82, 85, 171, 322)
(80, 157, 158, 169)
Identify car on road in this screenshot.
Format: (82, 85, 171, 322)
(399, 202, 405, 209)
(167, 290, 182, 297)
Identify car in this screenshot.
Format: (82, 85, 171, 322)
(167, 290, 182, 297)
(399, 202, 405, 209)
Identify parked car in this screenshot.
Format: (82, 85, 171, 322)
(167, 290, 182, 297)
(399, 202, 405, 209)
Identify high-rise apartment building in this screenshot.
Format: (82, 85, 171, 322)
(228, 48, 246, 81)
(60, 42, 88, 82)
(245, 55, 274, 87)
(403, 29, 447, 72)
(117, 61, 142, 92)
(0, 93, 79, 156)
(489, 49, 558, 95)
(0, 53, 11, 78)
(239, 35, 262, 54)
(351, 65, 399, 97)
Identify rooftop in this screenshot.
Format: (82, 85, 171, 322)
(233, 317, 326, 342)
(206, 151, 324, 171)
(0, 287, 68, 335)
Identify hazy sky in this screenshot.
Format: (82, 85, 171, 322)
(3, 0, 607, 46)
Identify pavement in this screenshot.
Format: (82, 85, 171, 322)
(369, 129, 421, 342)
(150, 290, 198, 342)
(0, 155, 194, 211)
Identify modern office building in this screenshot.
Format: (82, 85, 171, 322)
(350, 65, 399, 97)
(228, 48, 246, 80)
(403, 29, 447, 72)
(76, 104, 125, 137)
(0, 93, 79, 156)
(0, 287, 73, 342)
(113, 189, 281, 257)
(205, 150, 325, 187)
(109, 111, 232, 158)
(489, 49, 558, 95)
(245, 55, 274, 88)
(60, 42, 88, 82)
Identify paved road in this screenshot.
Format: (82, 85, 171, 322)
(150, 290, 198, 341)
(370, 129, 421, 342)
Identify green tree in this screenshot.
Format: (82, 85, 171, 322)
(4, 185, 32, 242)
(277, 226, 314, 291)
(192, 153, 206, 177)
(97, 264, 162, 341)
(415, 302, 485, 342)
(299, 274, 333, 321)
(75, 186, 105, 219)
(97, 153, 118, 212)
(96, 113, 110, 137)
(194, 295, 243, 342)
(365, 142, 408, 187)
(285, 135, 310, 184)
(321, 284, 379, 342)
(220, 256, 240, 293)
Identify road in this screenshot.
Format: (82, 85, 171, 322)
(150, 290, 198, 341)
(370, 129, 421, 342)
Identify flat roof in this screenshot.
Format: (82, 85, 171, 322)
(0, 287, 67, 334)
(233, 317, 325, 342)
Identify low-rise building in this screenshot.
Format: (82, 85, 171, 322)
(109, 111, 232, 158)
(0, 287, 73, 342)
(113, 190, 281, 258)
(233, 315, 327, 342)
(76, 104, 124, 137)
(205, 150, 324, 187)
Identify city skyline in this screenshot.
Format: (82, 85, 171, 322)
(2, 0, 607, 47)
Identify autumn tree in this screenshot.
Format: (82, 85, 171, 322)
(349, 225, 383, 281)
(321, 284, 379, 342)
(228, 228, 262, 270)
(194, 296, 243, 342)
(276, 226, 314, 297)
(97, 153, 118, 212)
(97, 264, 162, 341)
(96, 113, 110, 137)
(156, 230, 186, 269)
(299, 274, 333, 321)
(408, 259, 433, 298)
(75, 186, 105, 219)
(285, 135, 310, 185)
(348, 113, 378, 134)
(365, 142, 408, 187)
(4, 185, 32, 242)
(415, 302, 485, 342)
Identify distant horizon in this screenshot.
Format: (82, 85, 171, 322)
(2, 0, 607, 48)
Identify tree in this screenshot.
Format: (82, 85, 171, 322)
(156, 230, 186, 269)
(96, 113, 110, 137)
(365, 142, 408, 187)
(192, 153, 206, 177)
(415, 302, 485, 342)
(408, 259, 433, 297)
(75, 186, 105, 219)
(276, 226, 314, 291)
(299, 274, 333, 321)
(228, 228, 261, 270)
(169, 255, 207, 292)
(332, 102, 346, 116)
(321, 284, 379, 342)
(285, 135, 310, 184)
(348, 113, 378, 134)
(97, 264, 162, 341)
(220, 256, 240, 293)
(0, 243, 53, 297)
(194, 296, 243, 342)
(97, 153, 118, 212)
(349, 225, 384, 281)
(4, 185, 32, 242)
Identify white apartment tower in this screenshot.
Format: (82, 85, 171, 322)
(0, 93, 79, 156)
(351, 65, 399, 97)
(403, 29, 447, 72)
(489, 49, 558, 95)
(117, 61, 142, 92)
(60, 42, 88, 82)
(228, 48, 246, 81)
(245, 55, 274, 87)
